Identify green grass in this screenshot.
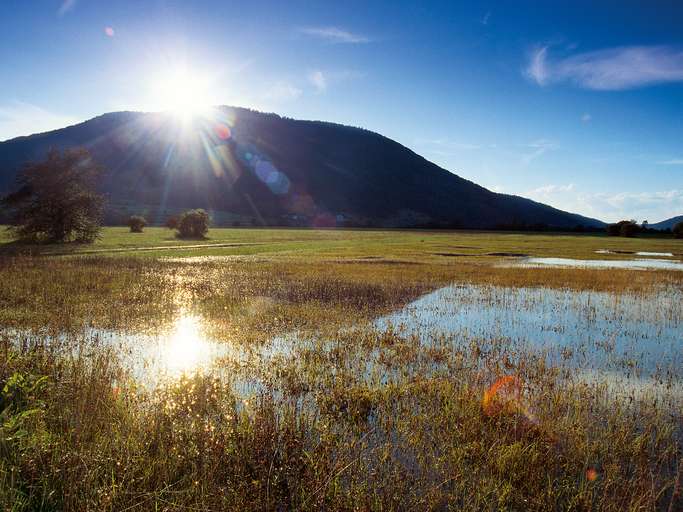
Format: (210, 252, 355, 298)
(1, 225, 681, 260)
(0, 227, 682, 510)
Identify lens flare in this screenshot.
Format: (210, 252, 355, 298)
(482, 375, 536, 423)
(214, 123, 231, 140)
(104, 26, 115, 37)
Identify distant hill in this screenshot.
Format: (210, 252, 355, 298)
(0, 107, 604, 229)
(650, 215, 683, 230)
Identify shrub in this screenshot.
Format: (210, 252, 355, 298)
(176, 209, 210, 238)
(673, 221, 683, 239)
(165, 216, 179, 230)
(1, 148, 104, 243)
(127, 215, 146, 233)
(606, 220, 639, 237)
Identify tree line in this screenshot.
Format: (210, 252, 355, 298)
(1, 148, 682, 242)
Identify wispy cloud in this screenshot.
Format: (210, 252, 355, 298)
(298, 26, 370, 44)
(308, 71, 327, 93)
(58, 0, 76, 16)
(659, 158, 683, 165)
(528, 183, 575, 197)
(526, 45, 683, 90)
(0, 101, 78, 141)
(263, 82, 302, 102)
(307, 69, 362, 94)
(481, 11, 491, 26)
(524, 183, 683, 223)
(521, 139, 558, 165)
(581, 113, 592, 122)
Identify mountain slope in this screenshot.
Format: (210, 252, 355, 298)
(650, 215, 683, 230)
(0, 107, 604, 228)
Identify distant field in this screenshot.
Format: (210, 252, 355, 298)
(0, 225, 680, 260)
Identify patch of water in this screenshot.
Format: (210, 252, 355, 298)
(7, 283, 681, 404)
(2, 315, 300, 395)
(636, 251, 674, 257)
(375, 284, 683, 397)
(522, 257, 683, 271)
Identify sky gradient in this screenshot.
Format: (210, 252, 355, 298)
(1, 0, 682, 222)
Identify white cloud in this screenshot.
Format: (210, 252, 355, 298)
(481, 11, 491, 25)
(521, 139, 558, 165)
(307, 69, 362, 94)
(659, 159, 683, 165)
(528, 184, 575, 198)
(308, 70, 327, 93)
(526, 46, 550, 85)
(263, 82, 302, 102)
(581, 113, 591, 122)
(523, 183, 683, 223)
(0, 101, 78, 141)
(58, 0, 76, 16)
(298, 27, 370, 44)
(526, 45, 683, 90)
(419, 138, 484, 150)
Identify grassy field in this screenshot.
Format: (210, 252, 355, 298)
(0, 225, 682, 261)
(0, 227, 681, 510)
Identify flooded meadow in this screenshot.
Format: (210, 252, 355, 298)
(1, 245, 682, 511)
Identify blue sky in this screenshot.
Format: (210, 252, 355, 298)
(1, 0, 682, 222)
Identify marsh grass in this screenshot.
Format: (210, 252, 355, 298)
(0, 231, 682, 510)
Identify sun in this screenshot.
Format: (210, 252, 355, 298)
(150, 67, 214, 118)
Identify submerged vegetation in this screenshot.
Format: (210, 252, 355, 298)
(0, 228, 681, 510)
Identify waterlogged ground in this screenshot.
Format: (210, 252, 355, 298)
(2, 230, 683, 510)
(378, 284, 683, 401)
(521, 256, 683, 271)
(22, 283, 681, 404)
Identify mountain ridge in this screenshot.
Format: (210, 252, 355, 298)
(650, 215, 683, 230)
(0, 106, 605, 229)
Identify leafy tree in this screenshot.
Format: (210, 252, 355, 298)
(1, 148, 104, 243)
(165, 216, 179, 230)
(606, 220, 639, 237)
(673, 221, 683, 239)
(176, 209, 210, 238)
(127, 215, 146, 233)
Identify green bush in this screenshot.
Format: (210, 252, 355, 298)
(127, 215, 146, 233)
(176, 209, 210, 238)
(673, 221, 683, 239)
(606, 220, 639, 237)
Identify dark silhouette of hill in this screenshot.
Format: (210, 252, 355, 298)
(650, 215, 683, 231)
(0, 107, 604, 228)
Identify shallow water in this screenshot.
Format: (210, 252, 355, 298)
(7, 282, 681, 404)
(376, 284, 683, 399)
(522, 257, 683, 271)
(636, 251, 675, 257)
(595, 250, 675, 257)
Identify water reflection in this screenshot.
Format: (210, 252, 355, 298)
(160, 314, 213, 375)
(375, 284, 683, 400)
(520, 257, 683, 271)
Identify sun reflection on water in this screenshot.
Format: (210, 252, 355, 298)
(161, 314, 213, 376)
